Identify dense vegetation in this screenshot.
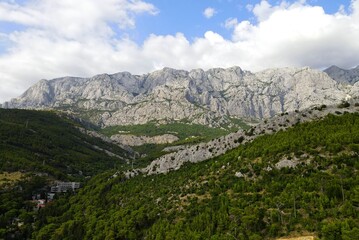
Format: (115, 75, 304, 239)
(100, 120, 249, 164)
(31, 113, 359, 239)
(100, 122, 230, 141)
(0, 109, 131, 179)
(0, 175, 49, 239)
(0, 109, 134, 239)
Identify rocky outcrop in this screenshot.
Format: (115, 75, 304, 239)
(4, 66, 354, 127)
(110, 134, 179, 146)
(324, 65, 359, 85)
(124, 104, 359, 176)
(275, 159, 298, 169)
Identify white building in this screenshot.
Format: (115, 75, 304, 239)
(50, 182, 80, 193)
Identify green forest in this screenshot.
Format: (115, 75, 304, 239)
(26, 112, 359, 239)
(99, 119, 248, 165)
(0, 109, 133, 239)
(0, 109, 131, 179)
(100, 122, 229, 140)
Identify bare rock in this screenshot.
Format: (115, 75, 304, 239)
(235, 172, 244, 178)
(3, 66, 353, 127)
(275, 159, 298, 169)
(110, 134, 179, 146)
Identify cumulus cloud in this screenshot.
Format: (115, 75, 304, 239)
(0, 0, 359, 102)
(230, 0, 359, 69)
(0, 0, 158, 102)
(203, 7, 217, 19)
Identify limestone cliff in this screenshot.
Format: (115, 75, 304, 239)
(4, 66, 354, 127)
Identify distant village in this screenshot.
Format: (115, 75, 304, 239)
(32, 181, 80, 210)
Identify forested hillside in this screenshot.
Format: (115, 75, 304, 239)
(32, 113, 359, 239)
(0, 109, 132, 179)
(0, 109, 133, 239)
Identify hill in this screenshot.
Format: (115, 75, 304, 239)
(0, 109, 133, 179)
(31, 112, 359, 240)
(0, 109, 136, 239)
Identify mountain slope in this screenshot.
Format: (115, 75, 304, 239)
(122, 104, 357, 176)
(324, 65, 359, 85)
(3, 66, 352, 127)
(0, 109, 133, 179)
(32, 112, 359, 240)
(0, 109, 138, 239)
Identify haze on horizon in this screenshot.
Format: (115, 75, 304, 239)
(0, 0, 359, 103)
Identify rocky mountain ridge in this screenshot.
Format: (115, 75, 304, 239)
(125, 104, 359, 177)
(4, 66, 358, 127)
(324, 65, 359, 85)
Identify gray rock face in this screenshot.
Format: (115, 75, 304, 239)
(4, 66, 354, 127)
(126, 104, 359, 176)
(110, 134, 179, 146)
(140, 129, 251, 175)
(275, 159, 298, 169)
(324, 65, 359, 85)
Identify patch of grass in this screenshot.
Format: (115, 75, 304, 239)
(0, 172, 25, 186)
(227, 117, 251, 131)
(100, 119, 250, 162)
(100, 122, 229, 141)
(100, 122, 229, 163)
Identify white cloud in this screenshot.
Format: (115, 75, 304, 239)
(0, 0, 158, 39)
(338, 4, 346, 15)
(203, 7, 217, 19)
(246, 4, 254, 12)
(252, 0, 274, 21)
(0, 0, 359, 103)
(252, 0, 289, 22)
(0, 0, 159, 102)
(229, 0, 359, 69)
(224, 18, 238, 29)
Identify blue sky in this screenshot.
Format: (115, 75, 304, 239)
(0, 0, 358, 102)
(128, 0, 352, 43)
(0, 0, 351, 46)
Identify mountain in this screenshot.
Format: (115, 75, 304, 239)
(31, 112, 359, 239)
(2, 66, 359, 239)
(3, 66, 354, 127)
(324, 65, 359, 85)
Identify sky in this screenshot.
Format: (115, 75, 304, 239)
(0, 0, 358, 102)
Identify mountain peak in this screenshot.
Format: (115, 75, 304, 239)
(324, 64, 359, 85)
(326, 65, 342, 70)
(3, 65, 353, 128)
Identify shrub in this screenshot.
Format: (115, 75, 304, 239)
(338, 101, 350, 108)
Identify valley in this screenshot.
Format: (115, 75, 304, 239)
(1, 65, 359, 239)
(1, 0, 359, 238)
(30, 110, 359, 240)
